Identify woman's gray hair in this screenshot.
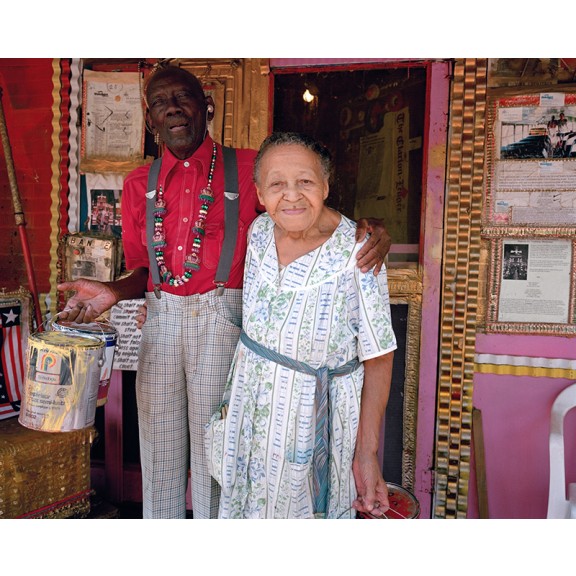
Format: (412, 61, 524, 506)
(253, 132, 333, 184)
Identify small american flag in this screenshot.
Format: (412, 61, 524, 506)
(0, 303, 25, 419)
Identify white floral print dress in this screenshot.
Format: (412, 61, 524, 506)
(206, 212, 397, 519)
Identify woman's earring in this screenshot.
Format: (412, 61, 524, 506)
(154, 131, 160, 145)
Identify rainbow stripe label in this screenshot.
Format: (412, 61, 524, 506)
(35, 351, 62, 385)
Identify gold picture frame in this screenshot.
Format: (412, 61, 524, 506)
(484, 228, 576, 335)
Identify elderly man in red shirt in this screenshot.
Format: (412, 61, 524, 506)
(58, 64, 391, 519)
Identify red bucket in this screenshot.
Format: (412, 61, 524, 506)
(358, 482, 420, 519)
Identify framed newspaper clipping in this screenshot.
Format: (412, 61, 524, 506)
(484, 229, 576, 335)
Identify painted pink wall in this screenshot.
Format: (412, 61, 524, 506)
(469, 334, 576, 518)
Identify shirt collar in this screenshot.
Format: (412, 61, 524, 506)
(159, 135, 216, 180)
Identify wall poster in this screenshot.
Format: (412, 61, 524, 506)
(81, 69, 146, 172)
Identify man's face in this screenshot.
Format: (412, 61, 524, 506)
(146, 71, 208, 160)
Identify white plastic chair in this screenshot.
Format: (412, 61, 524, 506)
(547, 382, 576, 519)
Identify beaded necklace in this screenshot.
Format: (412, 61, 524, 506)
(151, 142, 217, 287)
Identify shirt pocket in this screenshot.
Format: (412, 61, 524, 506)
(202, 219, 247, 272)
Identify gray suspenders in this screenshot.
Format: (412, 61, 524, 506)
(145, 145, 239, 299)
(215, 146, 239, 295)
(146, 157, 163, 298)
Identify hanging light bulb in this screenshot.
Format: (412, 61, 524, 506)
(303, 88, 315, 103)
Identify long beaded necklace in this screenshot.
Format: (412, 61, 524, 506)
(151, 142, 217, 287)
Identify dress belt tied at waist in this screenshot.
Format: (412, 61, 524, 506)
(239, 330, 360, 515)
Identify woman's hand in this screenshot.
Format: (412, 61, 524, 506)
(353, 352, 394, 516)
(351, 450, 389, 516)
(355, 218, 392, 275)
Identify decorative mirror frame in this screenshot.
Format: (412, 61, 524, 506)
(388, 268, 423, 491)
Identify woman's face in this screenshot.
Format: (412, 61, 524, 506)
(256, 144, 329, 235)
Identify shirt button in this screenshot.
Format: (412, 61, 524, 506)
(177, 245, 183, 251)
(185, 188, 191, 194)
(184, 161, 190, 168)
(183, 217, 189, 223)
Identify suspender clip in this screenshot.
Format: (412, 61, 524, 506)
(214, 281, 226, 296)
(153, 285, 162, 299)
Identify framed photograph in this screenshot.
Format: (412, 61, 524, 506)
(485, 91, 576, 226)
(86, 188, 122, 237)
(485, 232, 576, 335)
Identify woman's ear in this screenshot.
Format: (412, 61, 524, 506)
(255, 185, 265, 207)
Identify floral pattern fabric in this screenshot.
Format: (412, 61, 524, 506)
(206, 213, 396, 518)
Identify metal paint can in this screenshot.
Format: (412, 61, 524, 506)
(50, 320, 118, 407)
(19, 331, 104, 432)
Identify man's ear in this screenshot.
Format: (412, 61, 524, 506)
(206, 96, 215, 121)
(145, 110, 155, 134)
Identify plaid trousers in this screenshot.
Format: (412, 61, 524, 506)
(136, 289, 242, 519)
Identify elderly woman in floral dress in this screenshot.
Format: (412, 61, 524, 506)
(206, 132, 396, 519)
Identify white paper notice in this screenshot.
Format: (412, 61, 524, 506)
(498, 239, 572, 324)
(109, 299, 145, 371)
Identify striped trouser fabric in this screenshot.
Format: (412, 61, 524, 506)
(137, 289, 242, 519)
